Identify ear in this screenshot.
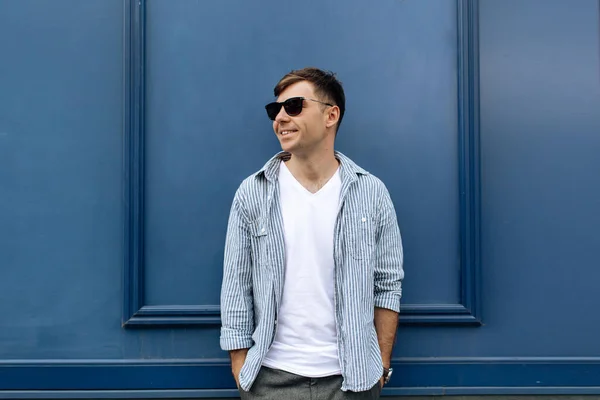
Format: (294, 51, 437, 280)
(325, 105, 340, 129)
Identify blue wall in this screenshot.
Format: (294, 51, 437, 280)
(1, 0, 599, 397)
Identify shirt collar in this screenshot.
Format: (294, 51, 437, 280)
(255, 151, 369, 183)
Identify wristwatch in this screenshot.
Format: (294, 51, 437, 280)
(382, 367, 393, 384)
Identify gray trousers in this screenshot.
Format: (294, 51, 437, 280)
(239, 366, 382, 400)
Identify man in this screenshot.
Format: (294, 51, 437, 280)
(220, 67, 404, 399)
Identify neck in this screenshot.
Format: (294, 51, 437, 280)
(285, 146, 339, 191)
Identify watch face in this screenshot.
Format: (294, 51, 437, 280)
(385, 368, 393, 383)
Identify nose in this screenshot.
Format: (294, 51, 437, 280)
(274, 106, 290, 123)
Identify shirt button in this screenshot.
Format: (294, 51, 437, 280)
(261, 228, 265, 233)
(267, 195, 271, 201)
(361, 217, 366, 222)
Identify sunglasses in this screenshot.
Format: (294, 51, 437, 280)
(265, 97, 333, 121)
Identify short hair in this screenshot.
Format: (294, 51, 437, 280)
(274, 67, 346, 131)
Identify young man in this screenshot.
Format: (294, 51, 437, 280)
(220, 67, 404, 399)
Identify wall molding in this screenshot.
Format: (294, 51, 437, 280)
(3, 389, 600, 398)
(2, 358, 600, 396)
(122, 0, 482, 327)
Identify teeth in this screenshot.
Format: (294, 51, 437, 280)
(281, 130, 294, 135)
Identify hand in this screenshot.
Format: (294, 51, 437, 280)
(229, 349, 248, 389)
(232, 365, 242, 389)
(380, 376, 385, 389)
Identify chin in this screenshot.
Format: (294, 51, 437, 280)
(280, 146, 295, 155)
(279, 140, 298, 153)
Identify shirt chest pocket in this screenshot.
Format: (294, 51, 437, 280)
(249, 218, 269, 267)
(347, 212, 376, 260)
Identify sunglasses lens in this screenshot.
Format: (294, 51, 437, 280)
(283, 98, 303, 116)
(265, 103, 282, 120)
(265, 97, 304, 120)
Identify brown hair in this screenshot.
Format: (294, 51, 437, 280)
(274, 67, 346, 131)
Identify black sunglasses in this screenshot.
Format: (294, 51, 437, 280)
(265, 97, 333, 121)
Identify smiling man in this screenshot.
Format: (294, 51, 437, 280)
(220, 67, 404, 399)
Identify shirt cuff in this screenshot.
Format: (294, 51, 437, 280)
(374, 293, 402, 313)
(220, 328, 254, 351)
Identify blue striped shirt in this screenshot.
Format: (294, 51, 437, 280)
(220, 151, 404, 392)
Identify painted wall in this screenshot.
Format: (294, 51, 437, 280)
(1, 0, 599, 397)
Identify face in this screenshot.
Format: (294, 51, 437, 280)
(271, 81, 337, 156)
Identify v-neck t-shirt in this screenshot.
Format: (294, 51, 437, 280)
(262, 161, 342, 377)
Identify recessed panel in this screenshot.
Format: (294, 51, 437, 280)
(143, 0, 460, 306)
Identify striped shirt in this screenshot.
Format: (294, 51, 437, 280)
(220, 151, 404, 392)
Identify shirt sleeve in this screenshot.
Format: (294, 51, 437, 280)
(220, 190, 255, 351)
(373, 185, 404, 313)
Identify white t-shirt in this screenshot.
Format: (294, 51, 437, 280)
(262, 161, 342, 377)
